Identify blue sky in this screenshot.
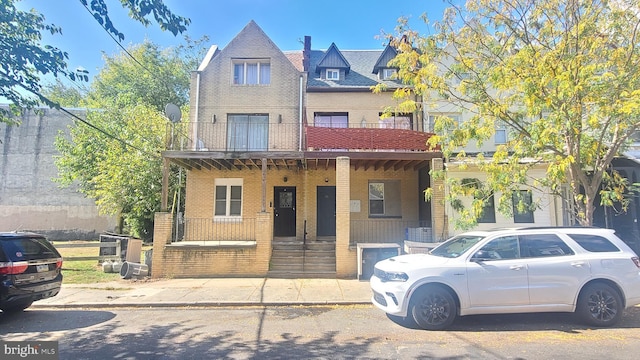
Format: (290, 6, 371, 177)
(18, 0, 450, 82)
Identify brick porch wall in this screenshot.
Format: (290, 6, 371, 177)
(151, 212, 272, 278)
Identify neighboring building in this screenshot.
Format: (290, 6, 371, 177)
(0, 106, 117, 240)
(423, 93, 566, 235)
(152, 21, 443, 278)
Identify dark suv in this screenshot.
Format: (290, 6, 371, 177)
(0, 232, 63, 312)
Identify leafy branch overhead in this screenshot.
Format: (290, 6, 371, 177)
(385, 0, 640, 228)
(0, 0, 189, 124)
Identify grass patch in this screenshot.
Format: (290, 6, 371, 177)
(52, 241, 152, 284)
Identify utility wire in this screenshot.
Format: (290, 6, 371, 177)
(0, 68, 158, 156)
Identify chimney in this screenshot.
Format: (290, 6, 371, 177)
(303, 36, 311, 72)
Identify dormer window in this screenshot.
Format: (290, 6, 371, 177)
(326, 69, 339, 80)
(381, 68, 397, 80)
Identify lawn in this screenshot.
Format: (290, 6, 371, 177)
(52, 241, 152, 284)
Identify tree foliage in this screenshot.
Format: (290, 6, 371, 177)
(54, 40, 201, 239)
(383, 0, 640, 228)
(0, 0, 189, 124)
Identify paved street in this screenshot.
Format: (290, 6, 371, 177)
(2, 306, 640, 359)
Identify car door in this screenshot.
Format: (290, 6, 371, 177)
(466, 235, 530, 308)
(521, 233, 591, 306)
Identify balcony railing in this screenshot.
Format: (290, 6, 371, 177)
(350, 219, 432, 246)
(166, 122, 433, 152)
(175, 217, 256, 245)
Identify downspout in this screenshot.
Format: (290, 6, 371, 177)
(193, 71, 201, 150)
(299, 75, 303, 152)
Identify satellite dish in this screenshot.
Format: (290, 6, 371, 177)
(164, 103, 182, 123)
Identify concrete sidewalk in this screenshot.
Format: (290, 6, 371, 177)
(32, 278, 374, 309)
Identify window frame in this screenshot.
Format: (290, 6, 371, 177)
(477, 193, 496, 223)
(512, 190, 535, 223)
(381, 68, 397, 80)
(368, 180, 402, 218)
(233, 59, 271, 85)
(326, 69, 340, 80)
(214, 178, 243, 220)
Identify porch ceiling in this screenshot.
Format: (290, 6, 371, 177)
(163, 150, 443, 171)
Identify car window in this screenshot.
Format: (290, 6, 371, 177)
(520, 234, 574, 258)
(430, 235, 485, 258)
(567, 234, 620, 252)
(1, 237, 60, 261)
(477, 236, 520, 260)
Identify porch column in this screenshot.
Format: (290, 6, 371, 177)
(335, 156, 355, 277)
(431, 158, 448, 242)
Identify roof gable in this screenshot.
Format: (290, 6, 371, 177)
(315, 43, 351, 74)
(372, 45, 398, 74)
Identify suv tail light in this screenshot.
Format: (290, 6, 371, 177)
(632, 257, 640, 268)
(0, 261, 29, 275)
(56, 258, 63, 269)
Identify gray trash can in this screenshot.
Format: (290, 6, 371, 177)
(120, 261, 149, 279)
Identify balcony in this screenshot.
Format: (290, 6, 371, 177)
(164, 122, 440, 171)
(166, 122, 435, 152)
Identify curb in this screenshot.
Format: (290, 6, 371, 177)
(31, 301, 373, 309)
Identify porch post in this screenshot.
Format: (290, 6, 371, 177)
(161, 158, 169, 211)
(335, 156, 355, 277)
(430, 158, 448, 242)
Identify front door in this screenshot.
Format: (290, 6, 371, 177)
(317, 186, 336, 236)
(274, 187, 296, 237)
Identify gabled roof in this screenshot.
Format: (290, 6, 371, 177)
(306, 48, 403, 90)
(315, 43, 351, 74)
(372, 45, 398, 74)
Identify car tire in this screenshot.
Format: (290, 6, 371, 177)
(410, 285, 457, 330)
(576, 283, 623, 327)
(1, 300, 34, 313)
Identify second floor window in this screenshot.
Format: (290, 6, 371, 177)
(379, 113, 412, 129)
(233, 60, 270, 85)
(314, 112, 348, 128)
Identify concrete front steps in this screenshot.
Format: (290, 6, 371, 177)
(267, 236, 336, 278)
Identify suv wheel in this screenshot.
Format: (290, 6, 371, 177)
(410, 285, 457, 330)
(1, 300, 34, 313)
(576, 283, 623, 327)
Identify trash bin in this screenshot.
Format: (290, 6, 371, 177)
(120, 261, 149, 279)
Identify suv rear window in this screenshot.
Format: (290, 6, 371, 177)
(567, 234, 620, 252)
(0, 237, 61, 261)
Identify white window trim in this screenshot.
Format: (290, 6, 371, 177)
(382, 68, 397, 80)
(214, 178, 243, 221)
(233, 60, 270, 85)
(326, 69, 339, 80)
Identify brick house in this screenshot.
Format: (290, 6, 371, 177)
(152, 21, 443, 278)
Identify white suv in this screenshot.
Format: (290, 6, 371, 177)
(371, 227, 640, 330)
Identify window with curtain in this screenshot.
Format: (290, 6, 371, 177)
(314, 112, 348, 128)
(233, 60, 270, 85)
(378, 113, 413, 129)
(227, 114, 268, 151)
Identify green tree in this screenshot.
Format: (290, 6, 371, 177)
(54, 40, 199, 239)
(383, 0, 640, 228)
(0, 0, 189, 124)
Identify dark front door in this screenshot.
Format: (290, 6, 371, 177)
(317, 186, 336, 236)
(274, 187, 296, 237)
